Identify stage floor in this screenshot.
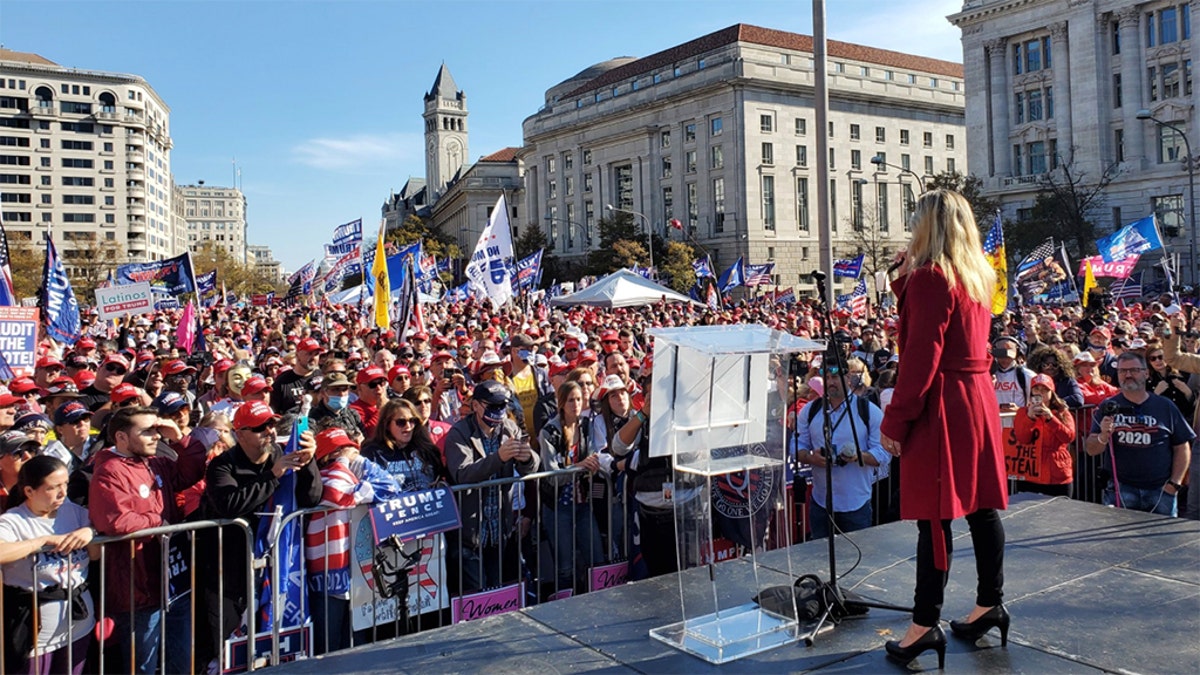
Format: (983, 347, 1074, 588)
(273, 495, 1200, 673)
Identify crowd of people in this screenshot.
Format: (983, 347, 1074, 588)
(0, 210, 1197, 672)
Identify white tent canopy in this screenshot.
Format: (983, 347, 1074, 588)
(549, 269, 700, 308)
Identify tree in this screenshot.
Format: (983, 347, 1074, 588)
(65, 237, 128, 300)
(1007, 157, 1120, 259)
(844, 210, 905, 279)
(586, 212, 647, 276)
(193, 240, 282, 297)
(658, 240, 697, 293)
(923, 171, 1003, 233)
(6, 239, 41, 301)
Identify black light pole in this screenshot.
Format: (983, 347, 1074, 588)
(1137, 110, 1198, 286)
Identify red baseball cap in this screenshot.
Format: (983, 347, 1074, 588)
(431, 335, 451, 349)
(101, 354, 130, 371)
(297, 338, 324, 353)
(110, 383, 141, 405)
(0, 393, 23, 408)
(241, 376, 271, 396)
(76, 336, 96, 350)
(36, 356, 64, 370)
(315, 427, 357, 461)
(389, 364, 411, 381)
(578, 349, 599, 365)
(73, 371, 96, 389)
(549, 362, 572, 377)
(412, 332, 429, 341)
(8, 378, 40, 396)
(355, 366, 388, 385)
(233, 401, 281, 430)
(563, 338, 581, 351)
(213, 359, 235, 375)
(162, 360, 197, 377)
(1030, 373, 1054, 390)
(431, 350, 454, 363)
(600, 329, 619, 342)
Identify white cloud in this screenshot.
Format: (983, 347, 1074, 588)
(835, 0, 965, 63)
(291, 132, 422, 171)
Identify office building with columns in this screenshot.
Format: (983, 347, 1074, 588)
(0, 48, 175, 273)
(949, 0, 1198, 279)
(519, 24, 966, 293)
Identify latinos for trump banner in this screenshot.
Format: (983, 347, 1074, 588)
(116, 252, 197, 296)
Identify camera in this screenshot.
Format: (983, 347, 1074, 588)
(1098, 400, 1134, 418)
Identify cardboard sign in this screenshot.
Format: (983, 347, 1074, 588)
(0, 306, 39, 377)
(348, 506, 448, 632)
(370, 486, 461, 542)
(222, 624, 311, 673)
(251, 294, 271, 306)
(94, 282, 154, 320)
(1003, 424, 1041, 482)
(588, 561, 629, 592)
(451, 582, 523, 623)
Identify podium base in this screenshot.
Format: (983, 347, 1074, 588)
(649, 603, 800, 664)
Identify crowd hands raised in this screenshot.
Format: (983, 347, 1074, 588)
(0, 285, 1196, 672)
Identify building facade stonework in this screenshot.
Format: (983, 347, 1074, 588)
(180, 184, 248, 264)
(0, 48, 175, 273)
(519, 24, 967, 294)
(949, 0, 1198, 277)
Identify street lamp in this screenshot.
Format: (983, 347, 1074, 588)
(543, 215, 590, 251)
(870, 153, 925, 189)
(605, 204, 654, 276)
(1136, 109, 1198, 286)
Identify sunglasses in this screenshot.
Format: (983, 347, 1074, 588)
(367, 380, 388, 388)
(392, 417, 419, 429)
(416, 398, 432, 404)
(105, 365, 127, 375)
(244, 422, 274, 433)
(1149, 354, 1165, 361)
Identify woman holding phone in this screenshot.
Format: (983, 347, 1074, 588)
(1012, 373, 1077, 497)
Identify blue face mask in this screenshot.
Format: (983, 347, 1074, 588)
(327, 394, 350, 411)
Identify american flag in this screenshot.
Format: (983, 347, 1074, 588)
(1111, 271, 1143, 301)
(744, 262, 775, 286)
(837, 278, 868, 316)
(0, 217, 15, 306)
(692, 257, 713, 278)
(775, 288, 796, 305)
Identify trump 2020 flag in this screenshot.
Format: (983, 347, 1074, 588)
(40, 238, 81, 345)
(833, 254, 865, 279)
(1096, 215, 1163, 263)
(513, 249, 543, 291)
(982, 212, 1008, 315)
(256, 417, 309, 631)
(465, 194, 515, 310)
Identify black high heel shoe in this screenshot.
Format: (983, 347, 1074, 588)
(949, 605, 1010, 646)
(885, 624, 946, 670)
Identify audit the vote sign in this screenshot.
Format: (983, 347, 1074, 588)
(94, 282, 154, 320)
(0, 306, 39, 377)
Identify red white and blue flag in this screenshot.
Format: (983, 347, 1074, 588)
(833, 254, 865, 279)
(837, 278, 868, 316)
(744, 263, 775, 286)
(775, 288, 796, 305)
(0, 217, 16, 306)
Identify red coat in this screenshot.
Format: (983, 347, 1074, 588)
(880, 266, 1008, 553)
(1012, 407, 1076, 485)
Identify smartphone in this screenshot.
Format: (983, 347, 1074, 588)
(1030, 395, 1043, 405)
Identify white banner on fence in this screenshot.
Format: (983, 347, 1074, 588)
(348, 505, 448, 631)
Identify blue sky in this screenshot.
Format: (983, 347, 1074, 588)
(0, 0, 963, 271)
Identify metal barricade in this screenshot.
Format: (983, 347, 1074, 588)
(0, 518, 254, 675)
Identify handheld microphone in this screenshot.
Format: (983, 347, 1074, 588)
(887, 254, 906, 275)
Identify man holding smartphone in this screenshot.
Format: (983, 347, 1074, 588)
(444, 380, 540, 594)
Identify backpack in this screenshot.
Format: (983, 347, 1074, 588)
(805, 395, 871, 427)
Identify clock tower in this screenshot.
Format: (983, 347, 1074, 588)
(423, 63, 468, 201)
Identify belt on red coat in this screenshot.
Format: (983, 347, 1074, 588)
(939, 356, 992, 374)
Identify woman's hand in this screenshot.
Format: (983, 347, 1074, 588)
(53, 527, 94, 554)
(892, 251, 910, 277)
(1154, 380, 1170, 396)
(579, 454, 601, 474)
(881, 433, 902, 457)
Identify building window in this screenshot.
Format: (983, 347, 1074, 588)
(945, 134, 955, 150)
(685, 150, 697, 173)
(850, 124, 861, 140)
(1015, 92, 1025, 123)
(851, 180, 864, 230)
(851, 149, 862, 170)
(797, 177, 809, 231)
(796, 145, 808, 167)
(903, 183, 917, 227)
(924, 156, 934, 175)
(829, 179, 837, 229)
(947, 157, 957, 173)
(900, 129, 910, 145)
(922, 131, 933, 148)
(875, 126, 886, 143)
(828, 148, 835, 170)
(583, 173, 593, 193)
(710, 116, 722, 136)
(583, 149, 592, 164)
(685, 123, 696, 143)
(1158, 122, 1187, 163)
(661, 130, 671, 148)
(760, 114, 773, 133)
(1162, 62, 1181, 98)
(762, 175, 776, 231)
(1148, 66, 1158, 101)
(1028, 89, 1043, 121)
(795, 118, 807, 135)
(615, 164, 633, 210)
(565, 176, 574, 196)
(829, 121, 834, 137)
(762, 142, 774, 166)
(694, 182, 705, 233)
(662, 156, 672, 178)
(1114, 128, 1125, 162)
(662, 187, 674, 221)
(547, 157, 556, 174)
(1153, 194, 1184, 234)
(564, 152, 573, 170)
(710, 145, 723, 169)
(1013, 145, 1023, 175)
(877, 183, 889, 231)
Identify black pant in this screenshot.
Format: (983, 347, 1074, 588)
(913, 508, 1005, 627)
(637, 502, 678, 578)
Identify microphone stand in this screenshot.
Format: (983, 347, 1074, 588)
(800, 269, 911, 647)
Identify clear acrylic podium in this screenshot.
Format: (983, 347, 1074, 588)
(645, 325, 825, 663)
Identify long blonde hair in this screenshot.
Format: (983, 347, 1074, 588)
(905, 189, 996, 306)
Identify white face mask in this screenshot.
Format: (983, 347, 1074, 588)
(327, 394, 350, 411)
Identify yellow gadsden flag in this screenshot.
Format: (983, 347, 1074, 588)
(1082, 257, 1097, 308)
(371, 220, 390, 329)
(982, 212, 1008, 315)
